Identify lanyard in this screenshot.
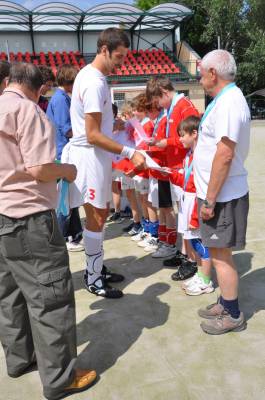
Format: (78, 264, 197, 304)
(152, 109, 165, 137)
(141, 116, 150, 126)
(166, 92, 183, 138)
(200, 82, 236, 129)
(57, 179, 70, 217)
(183, 151, 193, 191)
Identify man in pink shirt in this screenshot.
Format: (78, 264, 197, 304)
(0, 63, 97, 399)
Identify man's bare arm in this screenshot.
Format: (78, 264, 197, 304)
(27, 163, 77, 183)
(85, 113, 146, 169)
(206, 137, 236, 204)
(86, 113, 124, 153)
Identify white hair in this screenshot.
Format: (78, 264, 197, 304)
(201, 50, 237, 81)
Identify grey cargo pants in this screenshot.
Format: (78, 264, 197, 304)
(0, 210, 77, 399)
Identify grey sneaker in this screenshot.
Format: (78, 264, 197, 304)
(200, 312, 247, 335)
(198, 301, 228, 319)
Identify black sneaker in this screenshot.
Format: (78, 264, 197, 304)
(84, 274, 123, 298)
(171, 260, 197, 281)
(122, 222, 135, 233)
(108, 211, 123, 223)
(102, 265, 125, 283)
(163, 250, 188, 267)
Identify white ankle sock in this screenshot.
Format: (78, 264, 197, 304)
(84, 229, 104, 284)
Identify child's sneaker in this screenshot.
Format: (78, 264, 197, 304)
(127, 223, 142, 236)
(185, 275, 214, 296)
(181, 273, 200, 290)
(144, 237, 159, 252)
(152, 243, 176, 258)
(137, 234, 151, 247)
(131, 229, 146, 242)
(108, 211, 123, 223)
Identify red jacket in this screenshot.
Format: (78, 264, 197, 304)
(166, 96, 199, 169)
(147, 115, 169, 181)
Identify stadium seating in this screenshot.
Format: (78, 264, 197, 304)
(0, 51, 86, 76)
(111, 49, 181, 77)
(0, 49, 181, 77)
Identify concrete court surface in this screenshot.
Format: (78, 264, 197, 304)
(1, 121, 265, 400)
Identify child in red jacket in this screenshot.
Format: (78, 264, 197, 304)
(170, 116, 214, 296)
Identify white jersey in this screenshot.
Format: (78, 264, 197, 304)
(70, 64, 113, 146)
(64, 64, 114, 208)
(193, 85, 250, 202)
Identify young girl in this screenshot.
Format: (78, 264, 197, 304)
(170, 115, 214, 296)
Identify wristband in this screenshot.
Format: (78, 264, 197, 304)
(121, 146, 135, 160)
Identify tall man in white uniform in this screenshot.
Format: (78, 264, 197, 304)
(193, 50, 250, 334)
(66, 28, 145, 298)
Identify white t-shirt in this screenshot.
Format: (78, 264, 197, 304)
(193, 85, 251, 202)
(70, 64, 113, 146)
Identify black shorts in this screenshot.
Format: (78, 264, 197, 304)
(158, 180, 172, 208)
(198, 193, 249, 250)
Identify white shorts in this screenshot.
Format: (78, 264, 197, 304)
(133, 175, 149, 195)
(112, 169, 123, 182)
(148, 177, 159, 208)
(178, 192, 201, 240)
(62, 143, 112, 209)
(170, 182, 183, 202)
(121, 175, 135, 191)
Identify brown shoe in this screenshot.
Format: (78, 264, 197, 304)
(200, 312, 247, 335)
(48, 369, 97, 400)
(198, 301, 228, 319)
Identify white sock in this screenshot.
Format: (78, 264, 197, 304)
(83, 229, 104, 285)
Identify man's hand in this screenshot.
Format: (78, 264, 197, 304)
(131, 151, 146, 170)
(62, 163, 77, 183)
(200, 204, 215, 221)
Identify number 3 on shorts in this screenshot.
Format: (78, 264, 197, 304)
(88, 188, 96, 200)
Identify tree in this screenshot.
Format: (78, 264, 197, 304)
(135, 0, 265, 93)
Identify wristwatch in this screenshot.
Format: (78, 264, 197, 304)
(203, 199, 216, 209)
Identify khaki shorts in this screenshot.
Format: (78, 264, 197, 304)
(198, 193, 249, 250)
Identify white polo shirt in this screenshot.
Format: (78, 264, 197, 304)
(193, 84, 251, 202)
(70, 64, 113, 146)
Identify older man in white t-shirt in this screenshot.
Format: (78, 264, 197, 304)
(64, 28, 145, 298)
(193, 50, 250, 335)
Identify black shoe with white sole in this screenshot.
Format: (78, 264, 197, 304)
(84, 274, 123, 298)
(171, 260, 197, 281)
(102, 265, 125, 283)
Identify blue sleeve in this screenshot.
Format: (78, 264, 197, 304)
(49, 94, 72, 137)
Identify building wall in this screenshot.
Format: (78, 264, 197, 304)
(0, 29, 173, 54)
(0, 32, 32, 53)
(34, 32, 78, 52)
(132, 30, 172, 51)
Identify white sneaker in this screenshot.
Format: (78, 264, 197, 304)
(144, 237, 159, 252)
(181, 273, 200, 290)
(66, 241, 84, 252)
(184, 275, 214, 296)
(152, 243, 176, 258)
(131, 229, 145, 242)
(137, 234, 151, 247)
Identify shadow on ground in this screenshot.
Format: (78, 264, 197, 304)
(76, 282, 170, 374)
(72, 252, 166, 293)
